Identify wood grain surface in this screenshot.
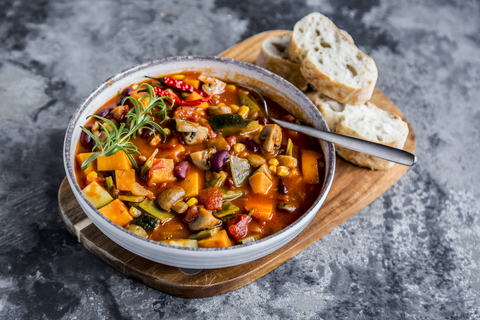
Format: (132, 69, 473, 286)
(58, 30, 416, 298)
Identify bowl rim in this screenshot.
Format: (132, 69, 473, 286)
(63, 55, 336, 253)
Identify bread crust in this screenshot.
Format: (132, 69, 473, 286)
(256, 33, 308, 91)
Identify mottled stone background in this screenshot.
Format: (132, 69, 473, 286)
(1, 0, 479, 319)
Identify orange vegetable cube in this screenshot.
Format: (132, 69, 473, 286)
(115, 169, 136, 191)
(129, 89, 150, 108)
(198, 230, 232, 248)
(179, 167, 201, 197)
(184, 79, 200, 89)
(249, 172, 272, 195)
(98, 199, 132, 227)
(244, 196, 273, 221)
(76, 152, 96, 174)
(186, 91, 210, 109)
(97, 151, 132, 171)
(301, 150, 322, 184)
(148, 158, 176, 186)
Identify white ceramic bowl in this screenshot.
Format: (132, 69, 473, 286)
(63, 56, 335, 269)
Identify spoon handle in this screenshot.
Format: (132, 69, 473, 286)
(272, 119, 417, 167)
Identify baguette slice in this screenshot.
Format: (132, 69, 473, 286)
(256, 32, 308, 91)
(289, 12, 378, 105)
(313, 95, 409, 170)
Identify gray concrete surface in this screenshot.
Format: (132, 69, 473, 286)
(0, 0, 479, 319)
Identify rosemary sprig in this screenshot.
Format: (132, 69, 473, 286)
(79, 83, 174, 171)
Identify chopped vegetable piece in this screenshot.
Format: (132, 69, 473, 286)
(277, 155, 298, 168)
(238, 234, 261, 244)
(98, 199, 132, 227)
(189, 227, 222, 240)
(237, 105, 250, 118)
(221, 190, 243, 200)
(276, 166, 290, 177)
(172, 201, 188, 214)
(189, 206, 222, 231)
(148, 158, 176, 186)
(76, 152, 97, 174)
(118, 195, 145, 202)
(128, 224, 148, 237)
(213, 202, 240, 220)
(129, 206, 143, 218)
(228, 214, 250, 240)
(156, 186, 186, 211)
(82, 181, 113, 209)
(190, 148, 215, 171)
(179, 168, 201, 197)
(197, 229, 232, 248)
(198, 74, 226, 95)
(301, 150, 323, 184)
(131, 213, 159, 232)
(249, 172, 273, 195)
(208, 114, 247, 132)
(247, 154, 266, 168)
(244, 197, 273, 221)
(239, 93, 261, 116)
(184, 78, 200, 89)
(138, 199, 175, 223)
(259, 124, 282, 153)
(208, 105, 232, 116)
(185, 91, 211, 108)
(115, 169, 136, 191)
(229, 155, 251, 187)
(277, 202, 297, 212)
(244, 120, 259, 133)
(159, 239, 199, 248)
(253, 163, 273, 181)
(140, 148, 159, 177)
(206, 171, 227, 188)
(197, 188, 223, 211)
(286, 138, 294, 156)
(129, 182, 155, 199)
(97, 150, 132, 171)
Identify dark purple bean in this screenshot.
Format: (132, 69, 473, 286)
(80, 125, 93, 145)
(120, 87, 135, 106)
(241, 138, 260, 153)
(278, 179, 288, 194)
(258, 117, 269, 126)
(95, 107, 111, 118)
(141, 124, 156, 139)
(211, 150, 230, 171)
(174, 161, 190, 180)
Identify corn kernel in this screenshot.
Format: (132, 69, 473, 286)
(164, 128, 171, 136)
(241, 152, 249, 158)
(269, 165, 277, 174)
(138, 155, 147, 163)
(171, 74, 185, 80)
(186, 198, 198, 206)
(234, 143, 246, 153)
(268, 158, 279, 166)
(150, 135, 161, 146)
(277, 166, 290, 177)
(237, 106, 250, 118)
(218, 102, 226, 106)
(86, 171, 98, 184)
(230, 104, 240, 113)
(258, 124, 264, 132)
(129, 206, 142, 218)
(226, 84, 236, 92)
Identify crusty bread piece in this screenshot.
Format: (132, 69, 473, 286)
(256, 33, 308, 91)
(289, 12, 378, 105)
(313, 95, 409, 170)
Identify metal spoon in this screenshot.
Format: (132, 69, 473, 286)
(240, 85, 417, 167)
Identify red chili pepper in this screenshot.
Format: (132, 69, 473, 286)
(228, 214, 250, 240)
(153, 87, 212, 107)
(147, 76, 209, 97)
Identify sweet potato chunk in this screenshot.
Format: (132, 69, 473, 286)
(301, 150, 322, 184)
(97, 151, 132, 171)
(98, 199, 132, 227)
(249, 172, 272, 195)
(76, 152, 96, 174)
(148, 158, 176, 186)
(198, 230, 232, 248)
(179, 168, 201, 197)
(115, 169, 136, 191)
(244, 196, 273, 221)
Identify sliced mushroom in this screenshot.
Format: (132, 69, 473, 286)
(190, 148, 215, 170)
(156, 186, 186, 211)
(207, 105, 232, 116)
(198, 74, 226, 95)
(183, 126, 208, 144)
(247, 154, 266, 168)
(172, 119, 199, 132)
(276, 155, 298, 168)
(189, 206, 222, 231)
(254, 163, 273, 180)
(259, 124, 282, 153)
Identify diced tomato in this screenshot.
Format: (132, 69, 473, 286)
(228, 214, 250, 240)
(197, 188, 223, 210)
(183, 206, 198, 223)
(226, 136, 236, 147)
(173, 107, 199, 122)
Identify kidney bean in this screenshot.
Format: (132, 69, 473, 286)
(211, 150, 230, 171)
(278, 179, 288, 194)
(80, 125, 93, 145)
(258, 116, 269, 125)
(241, 138, 260, 152)
(174, 161, 190, 180)
(95, 107, 111, 118)
(120, 87, 134, 106)
(183, 206, 199, 223)
(141, 124, 156, 139)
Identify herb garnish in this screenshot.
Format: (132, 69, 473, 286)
(79, 83, 173, 171)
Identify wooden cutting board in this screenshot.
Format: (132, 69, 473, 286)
(58, 30, 416, 298)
